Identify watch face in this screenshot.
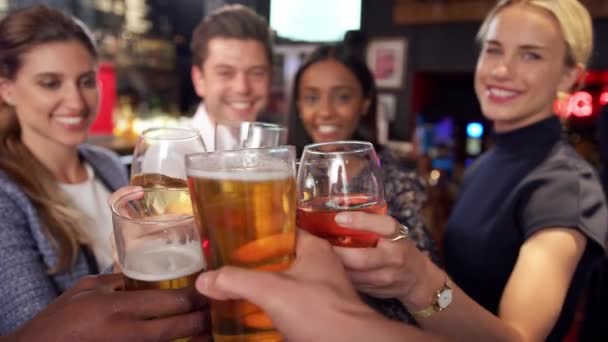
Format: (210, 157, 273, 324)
(437, 288, 453, 309)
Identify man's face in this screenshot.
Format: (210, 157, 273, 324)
(192, 38, 271, 122)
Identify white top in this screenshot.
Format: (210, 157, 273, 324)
(178, 103, 271, 152)
(180, 103, 215, 151)
(59, 164, 113, 270)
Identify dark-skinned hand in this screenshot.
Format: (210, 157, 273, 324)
(9, 274, 211, 342)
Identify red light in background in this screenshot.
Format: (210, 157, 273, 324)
(584, 71, 608, 85)
(600, 91, 608, 106)
(553, 93, 571, 118)
(568, 91, 593, 117)
(546, 71, 608, 117)
(570, 91, 593, 117)
(89, 62, 116, 135)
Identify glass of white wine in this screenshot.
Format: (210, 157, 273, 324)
(131, 127, 206, 189)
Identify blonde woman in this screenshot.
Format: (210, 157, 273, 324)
(330, 1, 607, 341)
(0, 6, 128, 333)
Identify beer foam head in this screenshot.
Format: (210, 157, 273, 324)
(187, 166, 292, 181)
(186, 146, 296, 180)
(122, 241, 205, 282)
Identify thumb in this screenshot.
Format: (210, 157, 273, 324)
(196, 267, 284, 310)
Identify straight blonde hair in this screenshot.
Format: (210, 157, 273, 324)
(477, 0, 593, 68)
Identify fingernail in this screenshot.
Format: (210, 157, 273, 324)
(195, 273, 209, 292)
(335, 213, 351, 224)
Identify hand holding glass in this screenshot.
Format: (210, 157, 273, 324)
(296, 141, 386, 247)
(111, 187, 205, 291)
(186, 146, 296, 342)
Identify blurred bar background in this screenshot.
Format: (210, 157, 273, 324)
(3, 0, 606, 248)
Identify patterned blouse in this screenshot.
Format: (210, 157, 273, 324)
(360, 147, 440, 324)
(380, 148, 440, 264)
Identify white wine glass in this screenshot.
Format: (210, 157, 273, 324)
(130, 127, 206, 188)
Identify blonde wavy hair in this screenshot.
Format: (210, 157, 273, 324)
(0, 6, 98, 273)
(477, 0, 593, 69)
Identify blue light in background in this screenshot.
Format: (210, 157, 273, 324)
(434, 117, 454, 145)
(466, 122, 484, 139)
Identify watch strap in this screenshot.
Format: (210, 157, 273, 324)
(411, 304, 437, 318)
(410, 279, 451, 318)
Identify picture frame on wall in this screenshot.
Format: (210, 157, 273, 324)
(366, 38, 407, 89)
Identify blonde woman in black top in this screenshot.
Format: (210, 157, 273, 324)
(329, 1, 607, 341)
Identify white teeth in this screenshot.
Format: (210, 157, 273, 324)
(54, 116, 83, 125)
(230, 102, 251, 110)
(318, 125, 338, 133)
(489, 88, 518, 98)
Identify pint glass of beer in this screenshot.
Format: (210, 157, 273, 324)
(186, 146, 296, 342)
(296, 141, 386, 248)
(131, 127, 206, 189)
(215, 121, 287, 151)
(111, 187, 205, 291)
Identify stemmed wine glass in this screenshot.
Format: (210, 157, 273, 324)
(296, 141, 386, 247)
(130, 127, 205, 215)
(130, 127, 206, 189)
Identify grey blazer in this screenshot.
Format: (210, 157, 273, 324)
(0, 144, 128, 334)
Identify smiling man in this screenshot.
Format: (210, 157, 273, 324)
(183, 4, 273, 151)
